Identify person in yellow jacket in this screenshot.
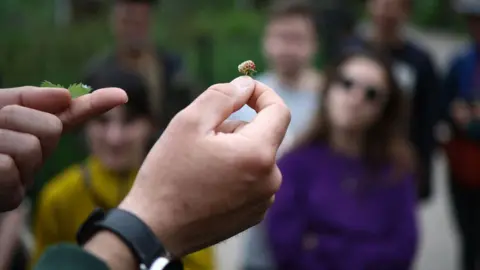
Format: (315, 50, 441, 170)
(31, 70, 214, 270)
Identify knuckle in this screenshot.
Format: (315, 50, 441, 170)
(237, 144, 276, 177)
(171, 108, 198, 131)
(206, 83, 235, 104)
(0, 154, 15, 172)
(268, 167, 283, 194)
(20, 134, 42, 158)
(45, 115, 63, 137)
(275, 103, 292, 126)
(207, 83, 233, 97)
(1, 104, 21, 114)
(280, 104, 292, 123)
(252, 147, 276, 172)
(0, 105, 21, 125)
(256, 168, 282, 199)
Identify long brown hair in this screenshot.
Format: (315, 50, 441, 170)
(301, 48, 415, 179)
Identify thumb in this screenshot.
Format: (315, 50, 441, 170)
(57, 88, 128, 132)
(184, 76, 255, 131)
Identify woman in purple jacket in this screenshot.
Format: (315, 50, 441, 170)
(266, 49, 418, 270)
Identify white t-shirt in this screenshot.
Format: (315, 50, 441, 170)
(231, 72, 320, 269)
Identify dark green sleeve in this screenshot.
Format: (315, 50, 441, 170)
(34, 244, 109, 270)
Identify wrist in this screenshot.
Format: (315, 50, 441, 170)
(118, 196, 186, 257)
(78, 207, 183, 269)
(84, 231, 137, 270)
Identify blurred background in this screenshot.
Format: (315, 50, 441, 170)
(0, 0, 478, 270)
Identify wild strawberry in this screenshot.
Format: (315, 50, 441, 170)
(238, 60, 257, 76)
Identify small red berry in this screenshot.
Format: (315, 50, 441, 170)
(238, 60, 257, 76)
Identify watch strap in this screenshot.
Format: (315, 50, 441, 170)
(77, 208, 183, 269)
(97, 209, 166, 268)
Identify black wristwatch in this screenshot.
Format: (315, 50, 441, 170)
(77, 208, 183, 270)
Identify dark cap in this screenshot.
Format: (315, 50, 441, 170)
(88, 68, 151, 117)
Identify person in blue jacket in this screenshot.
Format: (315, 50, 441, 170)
(440, 2, 480, 269)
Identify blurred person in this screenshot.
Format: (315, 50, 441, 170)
(440, 2, 480, 269)
(231, 0, 321, 141)
(83, 0, 192, 128)
(229, 1, 322, 269)
(31, 70, 214, 270)
(347, 0, 440, 201)
(267, 49, 418, 270)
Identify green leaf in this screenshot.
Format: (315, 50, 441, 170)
(67, 83, 92, 98)
(40, 81, 92, 98)
(40, 80, 64, 88)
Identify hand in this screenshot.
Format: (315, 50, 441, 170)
(119, 76, 291, 257)
(451, 99, 471, 128)
(434, 121, 452, 144)
(0, 86, 127, 211)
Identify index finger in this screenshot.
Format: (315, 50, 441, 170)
(238, 81, 291, 149)
(0, 87, 71, 113)
(57, 88, 128, 131)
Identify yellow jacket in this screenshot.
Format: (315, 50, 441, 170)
(31, 156, 214, 270)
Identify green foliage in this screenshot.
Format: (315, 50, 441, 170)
(40, 81, 63, 88)
(41, 81, 92, 98)
(411, 0, 466, 32)
(67, 83, 92, 97)
(156, 9, 266, 86)
(0, 2, 112, 87)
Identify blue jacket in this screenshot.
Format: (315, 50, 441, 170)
(442, 44, 478, 115)
(442, 44, 480, 139)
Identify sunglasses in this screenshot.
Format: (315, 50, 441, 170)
(335, 74, 385, 102)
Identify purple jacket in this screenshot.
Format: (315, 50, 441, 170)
(266, 144, 418, 270)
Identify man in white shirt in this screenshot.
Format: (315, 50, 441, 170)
(230, 1, 322, 269)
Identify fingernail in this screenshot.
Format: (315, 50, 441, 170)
(231, 76, 254, 94)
